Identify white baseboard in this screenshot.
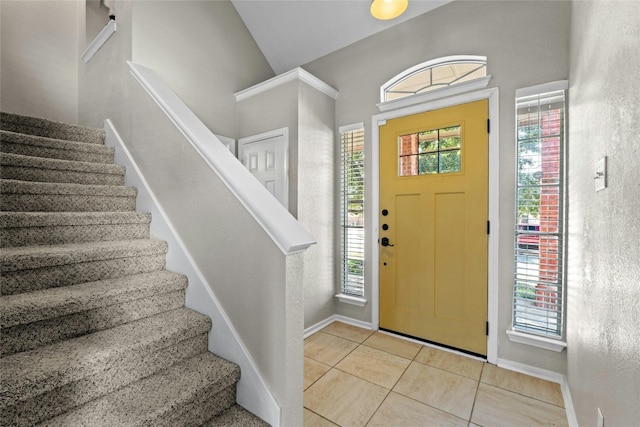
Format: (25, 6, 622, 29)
(497, 358, 577, 427)
(104, 120, 280, 427)
(304, 315, 373, 339)
(560, 378, 578, 427)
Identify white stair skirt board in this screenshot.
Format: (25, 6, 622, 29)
(104, 120, 280, 427)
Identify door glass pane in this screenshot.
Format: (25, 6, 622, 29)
(399, 125, 461, 176)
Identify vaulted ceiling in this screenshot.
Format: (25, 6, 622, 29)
(230, 0, 452, 74)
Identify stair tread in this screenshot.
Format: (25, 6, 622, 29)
(0, 112, 105, 145)
(0, 239, 168, 272)
(38, 352, 240, 427)
(0, 179, 136, 196)
(1, 270, 187, 328)
(0, 211, 151, 228)
(202, 405, 269, 427)
(0, 308, 212, 407)
(0, 152, 124, 175)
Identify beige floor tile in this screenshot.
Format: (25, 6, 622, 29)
(367, 392, 468, 427)
(321, 321, 374, 343)
(304, 331, 359, 366)
(414, 346, 484, 380)
(304, 409, 339, 427)
(335, 345, 411, 389)
(305, 357, 331, 390)
(304, 369, 389, 427)
(393, 362, 478, 420)
(481, 364, 565, 407)
(363, 332, 422, 360)
(471, 383, 569, 427)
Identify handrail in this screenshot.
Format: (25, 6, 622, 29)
(127, 61, 316, 255)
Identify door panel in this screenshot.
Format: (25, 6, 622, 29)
(379, 100, 488, 355)
(239, 131, 288, 209)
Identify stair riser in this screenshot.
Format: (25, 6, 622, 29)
(0, 223, 150, 247)
(0, 194, 136, 212)
(155, 384, 237, 427)
(2, 291, 186, 356)
(0, 166, 125, 186)
(1, 254, 167, 295)
(1, 334, 208, 427)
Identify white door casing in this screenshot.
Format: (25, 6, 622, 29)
(239, 128, 289, 210)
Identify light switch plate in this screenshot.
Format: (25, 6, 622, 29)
(595, 156, 607, 192)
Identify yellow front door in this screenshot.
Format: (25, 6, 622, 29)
(379, 100, 488, 356)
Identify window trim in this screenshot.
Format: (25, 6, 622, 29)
(336, 123, 367, 304)
(509, 80, 568, 348)
(380, 55, 488, 104)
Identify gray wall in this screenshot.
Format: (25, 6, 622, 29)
(298, 82, 336, 328)
(132, 1, 273, 137)
(86, 0, 111, 44)
(78, 0, 301, 421)
(0, 0, 80, 123)
(237, 79, 337, 329)
(304, 0, 572, 373)
(567, 1, 640, 424)
(237, 80, 300, 216)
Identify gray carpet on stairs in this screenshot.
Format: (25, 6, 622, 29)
(0, 112, 269, 426)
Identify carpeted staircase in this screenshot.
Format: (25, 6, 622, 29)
(0, 112, 269, 426)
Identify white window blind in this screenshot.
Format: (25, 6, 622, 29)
(339, 125, 365, 297)
(514, 82, 567, 339)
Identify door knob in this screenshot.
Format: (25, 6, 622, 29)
(381, 237, 394, 247)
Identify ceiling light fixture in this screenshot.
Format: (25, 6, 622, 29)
(370, 0, 409, 20)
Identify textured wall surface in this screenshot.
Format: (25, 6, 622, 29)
(0, 0, 80, 123)
(304, 0, 571, 373)
(77, 0, 299, 422)
(132, 0, 273, 138)
(298, 82, 336, 328)
(567, 1, 640, 424)
(237, 79, 337, 329)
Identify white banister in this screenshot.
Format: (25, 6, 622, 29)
(127, 61, 316, 255)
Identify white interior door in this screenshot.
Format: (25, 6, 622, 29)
(239, 128, 289, 209)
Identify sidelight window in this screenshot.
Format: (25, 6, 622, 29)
(339, 124, 365, 298)
(513, 82, 567, 341)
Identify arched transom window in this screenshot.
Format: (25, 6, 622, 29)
(381, 55, 487, 102)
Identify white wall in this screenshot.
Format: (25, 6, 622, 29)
(567, 1, 640, 424)
(131, 0, 273, 138)
(0, 0, 80, 123)
(304, 0, 572, 373)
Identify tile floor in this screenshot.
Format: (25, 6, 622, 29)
(304, 322, 568, 427)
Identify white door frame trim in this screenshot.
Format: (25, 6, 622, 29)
(370, 87, 499, 363)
